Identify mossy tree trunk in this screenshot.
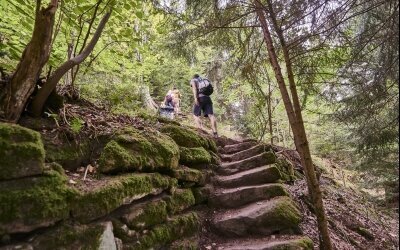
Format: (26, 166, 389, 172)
(254, 0, 333, 249)
(0, 0, 58, 122)
(30, 11, 112, 117)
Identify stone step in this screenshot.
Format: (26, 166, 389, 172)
(209, 184, 288, 208)
(216, 236, 314, 250)
(215, 165, 282, 188)
(219, 141, 257, 155)
(221, 144, 272, 163)
(217, 152, 276, 176)
(212, 197, 301, 237)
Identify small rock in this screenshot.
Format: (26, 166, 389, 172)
(69, 179, 77, 184)
(212, 243, 217, 246)
(206, 246, 212, 250)
(77, 167, 85, 172)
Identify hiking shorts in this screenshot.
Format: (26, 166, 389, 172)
(193, 96, 214, 117)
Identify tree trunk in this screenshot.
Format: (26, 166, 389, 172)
(0, 0, 58, 122)
(30, 11, 112, 117)
(254, 1, 333, 249)
(140, 85, 159, 112)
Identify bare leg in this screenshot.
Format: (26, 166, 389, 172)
(208, 114, 218, 134)
(193, 115, 203, 130)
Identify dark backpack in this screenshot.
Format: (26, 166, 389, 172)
(196, 77, 214, 96)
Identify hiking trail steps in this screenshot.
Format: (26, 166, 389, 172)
(202, 139, 313, 250)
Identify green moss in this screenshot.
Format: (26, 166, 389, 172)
(71, 173, 177, 222)
(122, 199, 168, 230)
(276, 156, 296, 182)
(267, 237, 314, 250)
(165, 189, 196, 215)
(179, 147, 212, 165)
(98, 128, 179, 174)
(0, 122, 45, 180)
(0, 170, 77, 234)
(355, 227, 374, 240)
(32, 223, 105, 250)
(44, 138, 91, 170)
(192, 186, 212, 204)
(131, 212, 199, 250)
(172, 167, 206, 185)
(169, 236, 199, 250)
(159, 125, 216, 152)
(98, 140, 140, 173)
(270, 197, 302, 232)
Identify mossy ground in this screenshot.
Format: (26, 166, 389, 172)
(0, 122, 45, 179)
(172, 166, 206, 185)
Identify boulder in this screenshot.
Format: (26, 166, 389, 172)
(172, 166, 206, 185)
(30, 221, 116, 250)
(0, 170, 76, 234)
(159, 125, 217, 152)
(179, 146, 212, 165)
(98, 128, 179, 174)
(71, 173, 177, 222)
(121, 197, 168, 230)
(165, 188, 196, 215)
(128, 212, 199, 250)
(0, 123, 45, 180)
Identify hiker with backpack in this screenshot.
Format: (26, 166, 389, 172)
(190, 74, 218, 138)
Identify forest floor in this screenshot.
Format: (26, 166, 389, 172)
(20, 99, 399, 250)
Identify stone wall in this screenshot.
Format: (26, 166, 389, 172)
(0, 123, 216, 250)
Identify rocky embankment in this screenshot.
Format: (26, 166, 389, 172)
(0, 121, 312, 250)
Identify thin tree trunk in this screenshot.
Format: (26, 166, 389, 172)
(0, 0, 58, 122)
(266, 77, 274, 145)
(254, 1, 332, 249)
(140, 85, 159, 112)
(30, 11, 112, 116)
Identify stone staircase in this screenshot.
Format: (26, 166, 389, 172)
(205, 139, 313, 250)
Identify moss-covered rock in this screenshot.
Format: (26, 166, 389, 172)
(0, 122, 45, 180)
(0, 170, 77, 234)
(98, 128, 180, 174)
(71, 173, 177, 222)
(31, 221, 116, 250)
(165, 189, 196, 215)
(128, 212, 199, 250)
(44, 137, 92, 171)
(179, 147, 212, 165)
(172, 166, 206, 185)
(276, 155, 296, 182)
(121, 198, 168, 230)
(192, 186, 213, 204)
(169, 236, 199, 250)
(265, 237, 314, 250)
(159, 125, 217, 152)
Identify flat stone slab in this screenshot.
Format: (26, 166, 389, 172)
(212, 197, 301, 237)
(215, 165, 282, 188)
(217, 152, 276, 175)
(219, 141, 257, 155)
(216, 236, 314, 250)
(209, 184, 288, 208)
(221, 144, 272, 163)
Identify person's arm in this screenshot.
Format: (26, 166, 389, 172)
(191, 80, 199, 106)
